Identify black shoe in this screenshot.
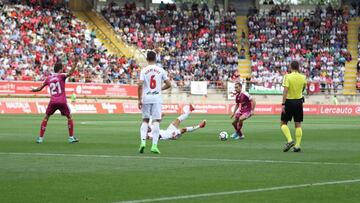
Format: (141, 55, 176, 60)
(293, 147, 301, 152)
(139, 143, 146, 154)
(283, 141, 295, 152)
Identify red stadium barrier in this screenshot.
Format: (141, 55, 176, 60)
(0, 81, 137, 97)
(1, 102, 360, 116)
(0, 101, 124, 114)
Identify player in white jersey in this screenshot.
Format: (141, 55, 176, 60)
(138, 50, 171, 154)
(147, 104, 207, 140)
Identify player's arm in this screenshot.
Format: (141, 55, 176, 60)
(302, 78, 307, 102)
(231, 103, 239, 118)
(138, 80, 144, 109)
(281, 74, 289, 113)
(30, 83, 47, 92)
(282, 87, 288, 113)
(65, 56, 79, 78)
(250, 98, 256, 115)
(162, 79, 171, 90)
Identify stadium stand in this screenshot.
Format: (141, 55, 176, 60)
(101, 1, 239, 89)
(248, 4, 351, 93)
(350, 1, 360, 17)
(0, 3, 139, 84)
(357, 27, 360, 92)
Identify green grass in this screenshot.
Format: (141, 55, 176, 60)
(0, 114, 360, 203)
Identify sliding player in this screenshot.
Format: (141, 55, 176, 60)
(147, 105, 206, 140)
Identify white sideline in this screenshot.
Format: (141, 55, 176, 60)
(114, 179, 360, 203)
(0, 152, 360, 167)
(80, 121, 138, 124)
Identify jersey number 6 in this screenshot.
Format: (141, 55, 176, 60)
(150, 75, 156, 89)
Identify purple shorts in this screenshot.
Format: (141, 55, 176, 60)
(235, 111, 252, 120)
(46, 102, 71, 117)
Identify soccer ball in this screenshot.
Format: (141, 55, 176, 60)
(219, 131, 229, 141)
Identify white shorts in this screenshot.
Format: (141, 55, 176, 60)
(159, 124, 181, 140)
(142, 103, 162, 120)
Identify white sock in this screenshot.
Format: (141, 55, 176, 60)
(148, 118, 153, 126)
(140, 122, 148, 144)
(185, 125, 199, 132)
(177, 109, 190, 122)
(152, 122, 160, 145)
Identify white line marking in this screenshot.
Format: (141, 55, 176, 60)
(0, 152, 360, 166)
(80, 121, 138, 124)
(114, 179, 360, 203)
(77, 120, 360, 126)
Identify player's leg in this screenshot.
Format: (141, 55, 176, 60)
(150, 103, 162, 154)
(231, 116, 240, 138)
(181, 119, 207, 135)
(66, 115, 78, 143)
(293, 101, 304, 152)
(139, 104, 151, 153)
(140, 117, 150, 153)
(235, 120, 244, 139)
(281, 101, 295, 152)
(172, 104, 194, 128)
(36, 114, 50, 143)
(293, 122, 302, 152)
(235, 112, 252, 139)
(37, 102, 56, 143)
(60, 103, 78, 143)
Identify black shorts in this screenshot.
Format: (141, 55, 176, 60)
(281, 99, 304, 122)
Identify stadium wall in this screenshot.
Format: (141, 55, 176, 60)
(1, 81, 359, 105)
(1, 93, 360, 105)
(0, 100, 360, 116)
(94, 0, 226, 12)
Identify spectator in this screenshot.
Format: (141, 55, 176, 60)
(0, 3, 139, 84)
(247, 5, 350, 92)
(102, 2, 240, 88)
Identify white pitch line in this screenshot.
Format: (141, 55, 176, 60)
(0, 152, 360, 167)
(114, 178, 360, 203)
(77, 120, 360, 127)
(80, 121, 138, 124)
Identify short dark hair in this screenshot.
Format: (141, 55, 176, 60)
(290, 61, 299, 71)
(54, 63, 62, 73)
(235, 82, 242, 87)
(146, 50, 156, 62)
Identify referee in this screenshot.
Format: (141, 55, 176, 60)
(281, 61, 307, 152)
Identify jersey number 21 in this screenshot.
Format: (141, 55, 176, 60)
(50, 82, 62, 95)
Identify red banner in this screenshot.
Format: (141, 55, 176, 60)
(0, 101, 125, 114)
(0, 101, 38, 114)
(190, 104, 228, 114)
(307, 82, 320, 94)
(1, 102, 360, 115)
(0, 81, 137, 97)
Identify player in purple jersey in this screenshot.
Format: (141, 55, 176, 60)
(230, 83, 256, 140)
(31, 58, 79, 144)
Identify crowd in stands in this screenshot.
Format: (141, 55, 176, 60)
(357, 61, 360, 91)
(350, 1, 360, 17)
(0, 3, 140, 84)
(1, 0, 360, 94)
(102, 1, 239, 89)
(357, 27, 360, 91)
(3, 0, 68, 8)
(248, 5, 351, 92)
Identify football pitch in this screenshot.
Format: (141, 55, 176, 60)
(0, 114, 360, 203)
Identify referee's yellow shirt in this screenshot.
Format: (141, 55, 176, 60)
(282, 72, 307, 99)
